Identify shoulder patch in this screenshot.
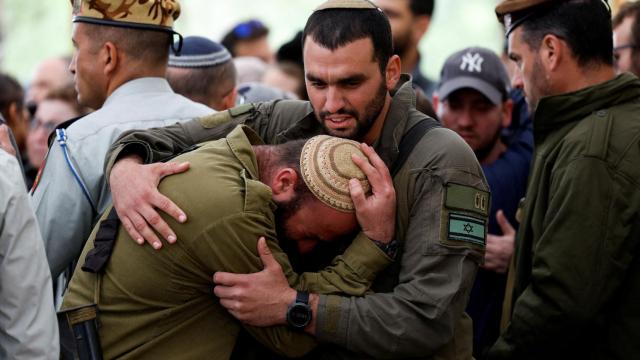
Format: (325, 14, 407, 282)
(446, 213, 486, 246)
(439, 183, 489, 253)
(445, 183, 490, 217)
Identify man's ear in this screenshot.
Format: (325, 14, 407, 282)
(540, 34, 564, 73)
(102, 41, 119, 76)
(385, 54, 402, 90)
(222, 88, 238, 110)
(501, 98, 514, 128)
(412, 15, 431, 44)
(270, 167, 298, 203)
(432, 93, 440, 113)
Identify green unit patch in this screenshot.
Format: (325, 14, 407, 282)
(448, 213, 486, 246)
(445, 183, 490, 217)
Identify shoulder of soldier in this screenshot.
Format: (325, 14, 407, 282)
(197, 100, 312, 128)
(414, 127, 484, 173)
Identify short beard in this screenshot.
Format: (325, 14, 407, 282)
(527, 55, 551, 115)
(317, 79, 388, 140)
(393, 31, 412, 57)
(474, 128, 504, 163)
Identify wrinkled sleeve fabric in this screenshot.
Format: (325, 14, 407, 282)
(104, 105, 263, 176)
(30, 140, 96, 279)
(489, 157, 640, 359)
(0, 151, 59, 359)
(189, 212, 390, 358)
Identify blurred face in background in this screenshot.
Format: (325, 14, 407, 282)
(27, 99, 79, 168)
(375, 0, 430, 57)
(437, 88, 512, 164)
(613, 15, 640, 76)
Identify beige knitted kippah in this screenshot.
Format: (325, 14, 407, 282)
(301, 135, 372, 212)
(315, 0, 379, 11)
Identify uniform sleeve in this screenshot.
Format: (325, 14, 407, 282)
(31, 142, 96, 279)
(0, 152, 59, 359)
(104, 104, 264, 176)
(187, 209, 390, 358)
(314, 130, 487, 358)
(489, 157, 640, 359)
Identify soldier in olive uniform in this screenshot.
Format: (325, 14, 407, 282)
(105, 0, 489, 358)
(63, 127, 396, 358)
(489, 0, 640, 359)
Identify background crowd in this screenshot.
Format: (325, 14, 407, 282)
(0, 0, 639, 359)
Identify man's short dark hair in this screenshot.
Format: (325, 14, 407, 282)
(410, 0, 435, 17)
(302, 8, 393, 74)
(166, 61, 237, 108)
(613, 1, 640, 52)
(519, 0, 613, 67)
(0, 73, 24, 119)
(221, 20, 269, 57)
(84, 24, 172, 66)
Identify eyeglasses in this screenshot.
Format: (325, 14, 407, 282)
(232, 20, 266, 39)
(31, 118, 59, 134)
(613, 44, 637, 61)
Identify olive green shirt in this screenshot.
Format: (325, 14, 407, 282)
(489, 74, 640, 359)
(63, 126, 392, 359)
(105, 75, 489, 359)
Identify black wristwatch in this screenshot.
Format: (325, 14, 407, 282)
(371, 239, 399, 259)
(286, 291, 312, 329)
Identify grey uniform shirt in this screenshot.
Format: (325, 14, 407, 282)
(0, 150, 58, 359)
(31, 77, 214, 279)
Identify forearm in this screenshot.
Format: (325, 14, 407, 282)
(286, 233, 392, 296)
(312, 256, 477, 358)
(104, 121, 200, 176)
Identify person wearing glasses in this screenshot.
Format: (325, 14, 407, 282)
(221, 19, 273, 63)
(26, 85, 90, 173)
(613, 1, 640, 76)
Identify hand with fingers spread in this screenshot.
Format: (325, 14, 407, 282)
(109, 154, 190, 249)
(0, 125, 17, 156)
(483, 209, 516, 273)
(350, 143, 396, 243)
(213, 237, 296, 327)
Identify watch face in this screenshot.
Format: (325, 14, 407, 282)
(287, 303, 311, 328)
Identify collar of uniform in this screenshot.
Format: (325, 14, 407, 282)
(225, 125, 265, 180)
(102, 77, 174, 108)
(373, 73, 415, 169)
(533, 73, 640, 138)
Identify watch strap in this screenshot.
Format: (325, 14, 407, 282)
(296, 291, 309, 305)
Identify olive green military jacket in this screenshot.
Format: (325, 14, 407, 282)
(489, 73, 640, 359)
(63, 126, 392, 359)
(106, 75, 489, 359)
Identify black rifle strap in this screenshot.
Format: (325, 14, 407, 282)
(82, 208, 120, 274)
(390, 118, 440, 177)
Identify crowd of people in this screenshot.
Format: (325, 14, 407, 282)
(0, 0, 639, 359)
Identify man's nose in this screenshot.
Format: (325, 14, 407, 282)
(458, 109, 474, 127)
(324, 87, 345, 113)
(511, 70, 524, 90)
(69, 56, 76, 75)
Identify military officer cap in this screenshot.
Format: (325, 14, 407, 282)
(301, 135, 371, 212)
(70, 0, 183, 53)
(496, 0, 611, 36)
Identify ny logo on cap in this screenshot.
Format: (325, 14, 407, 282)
(460, 52, 484, 73)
